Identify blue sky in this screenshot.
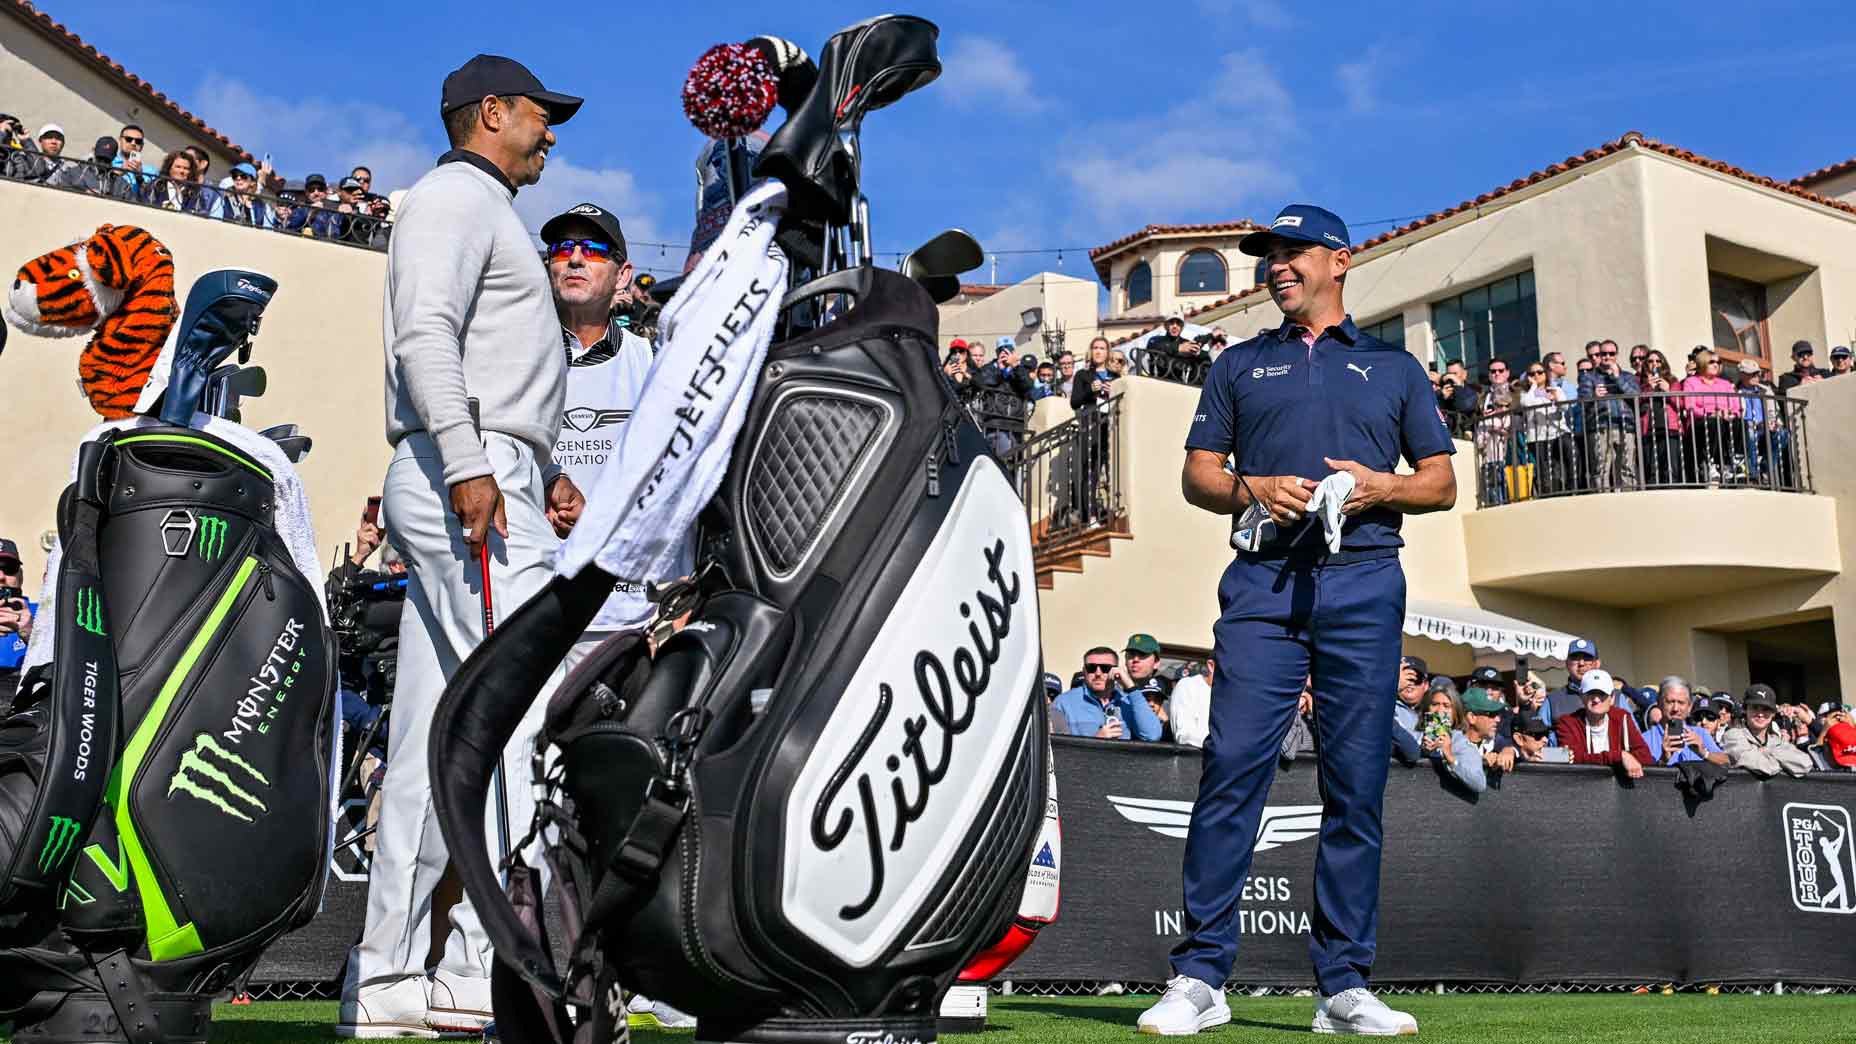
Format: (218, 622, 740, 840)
(46, 0, 1856, 284)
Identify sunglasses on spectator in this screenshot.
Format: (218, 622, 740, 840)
(1596, 350, 1618, 357)
(1526, 368, 1545, 377)
(1084, 663, 1116, 674)
(547, 238, 616, 263)
(122, 135, 144, 145)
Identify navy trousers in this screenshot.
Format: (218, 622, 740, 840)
(1170, 554, 1404, 995)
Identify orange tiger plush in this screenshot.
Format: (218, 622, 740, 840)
(4, 224, 178, 419)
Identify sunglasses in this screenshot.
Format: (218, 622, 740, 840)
(1526, 369, 1545, 376)
(1083, 663, 1116, 674)
(122, 136, 144, 145)
(1596, 350, 1618, 358)
(547, 238, 615, 263)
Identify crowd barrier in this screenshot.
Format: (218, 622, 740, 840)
(251, 735, 1856, 990)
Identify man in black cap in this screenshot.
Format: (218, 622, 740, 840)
(1143, 203, 1450, 1036)
(1831, 345, 1854, 378)
(342, 53, 587, 1038)
(47, 135, 137, 200)
(0, 538, 33, 701)
(1777, 340, 1829, 394)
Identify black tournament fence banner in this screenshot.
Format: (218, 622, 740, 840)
(1008, 737, 1856, 987)
(255, 738, 1856, 988)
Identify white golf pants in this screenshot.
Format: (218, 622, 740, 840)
(347, 432, 566, 987)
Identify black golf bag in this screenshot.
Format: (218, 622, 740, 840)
(0, 272, 336, 1043)
(432, 264, 1047, 1044)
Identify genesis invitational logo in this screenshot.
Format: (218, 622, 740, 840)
(783, 457, 1039, 968)
(1106, 795, 1323, 851)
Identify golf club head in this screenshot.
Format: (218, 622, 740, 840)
(918, 274, 961, 304)
(256, 423, 299, 442)
(900, 228, 983, 280)
(270, 434, 313, 462)
(158, 269, 277, 425)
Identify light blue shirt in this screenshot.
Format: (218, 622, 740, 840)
(1428, 728, 1487, 793)
(1049, 684, 1163, 741)
(1642, 722, 1722, 766)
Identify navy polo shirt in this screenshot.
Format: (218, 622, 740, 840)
(1185, 317, 1454, 552)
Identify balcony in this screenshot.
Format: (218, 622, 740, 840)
(1464, 389, 1838, 606)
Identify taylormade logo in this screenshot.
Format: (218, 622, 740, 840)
(845, 1033, 925, 1044)
(1106, 796, 1323, 852)
(167, 733, 270, 821)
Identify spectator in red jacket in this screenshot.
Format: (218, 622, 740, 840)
(1553, 669, 1651, 779)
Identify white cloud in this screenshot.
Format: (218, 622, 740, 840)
(1337, 46, 1388, 115)
(187, 73, 666, 257)
(1058, 49, 1297, 222)
(937, 35, 1048, 114)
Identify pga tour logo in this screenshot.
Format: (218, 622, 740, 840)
(1783, 803, 1854, 914)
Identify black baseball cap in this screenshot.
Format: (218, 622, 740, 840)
(1515, 715, 1552, 738)
(1400, 655, 1428, 678)
(539, 203, 628, 261)
(304, 173, 328, 190)
(0, 538, 19, 566)
(1791, 339, 1815, 358)
(1743, 684, 1779, 710)
(1240, 204, 1351, 256)
(441, 54, 582, 126)
(1470, 665, 1503, 686)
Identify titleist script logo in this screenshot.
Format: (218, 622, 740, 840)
(811, 539, 1020, 921)
(845, 1034, 925, 1044)
(782, 457, 1038, 967)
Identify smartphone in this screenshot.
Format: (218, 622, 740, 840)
(363, 495, 382, 525)
(1423, 710, 1451, 746)
(261, 152, 272, 168)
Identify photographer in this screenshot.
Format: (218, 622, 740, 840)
(0, 540, 36, 702)
(0, 539, 33, 671)
(325, 512, 406, 747)
(942, 347, 978, 402)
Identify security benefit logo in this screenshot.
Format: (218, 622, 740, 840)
(1107, 796, 1323, 938)
(167, 733, 270, 822)
(1783, 803, 1855, 914)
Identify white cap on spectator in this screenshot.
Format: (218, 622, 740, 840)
(1579, 669, 1614, 695)
(37, 122, 64, 139)
(1737, 358, 1760, 376)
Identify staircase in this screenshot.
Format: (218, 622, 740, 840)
(1032, 514, 1132, 589)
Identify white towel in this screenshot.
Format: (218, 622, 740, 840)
(555, 179, 789, 586)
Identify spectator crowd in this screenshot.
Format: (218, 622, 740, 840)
(1, 113, 392, 247)
(1044, 633, 1856, 790)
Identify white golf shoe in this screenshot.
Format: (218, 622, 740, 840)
(628, 993, 698, 1029)
(427, 972, 494, 1034)
(1137, 975, 1230, 1035)
(1312, 988, 1418, 1035)
(337, 975, 443, 1039)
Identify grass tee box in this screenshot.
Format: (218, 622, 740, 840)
(17, 994, 1850, 1043)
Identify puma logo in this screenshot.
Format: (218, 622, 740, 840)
(1347, 363, 1373, 382)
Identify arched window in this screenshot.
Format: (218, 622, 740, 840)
(1178, 249, 1227, 294)
(1125, 262, 1153, 309)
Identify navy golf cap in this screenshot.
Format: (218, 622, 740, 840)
(1240, 204, 1351, 256)
(441, 54, 582, 126)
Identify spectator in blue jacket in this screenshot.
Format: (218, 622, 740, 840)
(1051, 646, 1164, 741)
(0, 540, 36, 701)
(1641, 676, 1728, 767)
(285, 173, 346, 238)
(1579, 339, 1641, 491)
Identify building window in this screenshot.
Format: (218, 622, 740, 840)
(1431, 271, 1538, 377)
(1710, 271, 1769, 360)
(1361, 315, 1405, 348)
(1126, 262, 1153, 309)
(1178, 250, 1227, 294)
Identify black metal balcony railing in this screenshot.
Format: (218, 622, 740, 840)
(1, 154, 392, 251)
(1469, 389, 1812, 507)
(1125, 345, 1212, 387)
(1003, 395, 1124, 548)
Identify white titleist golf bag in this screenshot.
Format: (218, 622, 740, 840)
(430, 18, 1051, 1044)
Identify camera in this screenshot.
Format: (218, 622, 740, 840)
(0, 585, 24, 610)
(327, 568, 407, 703)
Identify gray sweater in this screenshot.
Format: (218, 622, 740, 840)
(383, 157, 565, 485)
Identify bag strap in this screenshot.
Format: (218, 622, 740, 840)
(0, 435, 123, 911)
(91, 948, 162, 1044)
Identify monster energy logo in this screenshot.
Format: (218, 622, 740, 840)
(197, 515, 229, 560)
(167, 733, 270, 822)
(74, 588, 105, 636)
(39, 815, 82, 872)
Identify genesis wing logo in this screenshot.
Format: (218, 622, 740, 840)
(562, 407, 631, 433)
(167, 733, 270, 822)
(1106, 795, 1323, 852)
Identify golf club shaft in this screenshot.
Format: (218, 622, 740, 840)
(480, 542, 512, 884)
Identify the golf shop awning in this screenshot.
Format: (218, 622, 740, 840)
(1403, 600, 1575, 661)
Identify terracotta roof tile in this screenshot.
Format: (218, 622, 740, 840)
(1088, 220, 1262, 284)
(1791, 156, 1856, 188)
(6, 0, 255, 164)
(954, 283, 1006, 299)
